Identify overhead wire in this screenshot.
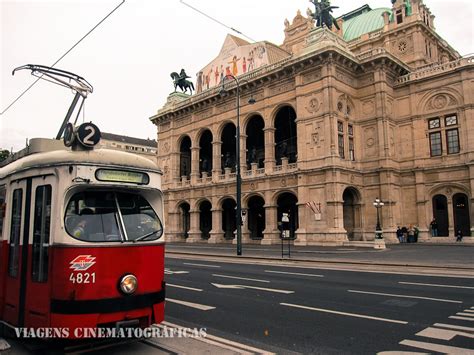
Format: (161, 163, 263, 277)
(179, 0, 257, 43)
(0, 0, 126, 116)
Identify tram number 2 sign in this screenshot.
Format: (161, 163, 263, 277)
(77, 122, 101, 148)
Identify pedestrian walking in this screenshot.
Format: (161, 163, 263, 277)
(456, 229, 463, 242)
(396, 226, 403, 243)
(414, 225, 419, 243)
(407, 224, 415, 243)
(430, 218, 438, 237)
(401, 225, 408, 243)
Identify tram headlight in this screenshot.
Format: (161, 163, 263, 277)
(119, 274, 138, 295)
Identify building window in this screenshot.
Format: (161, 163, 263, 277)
(429, 118, 440, 129)
(337, 121, 344, 133)
(348, 124, 353, 136)
(445, 115, 457, 126)
(429, 132, 442, 156)
(338, 134, 345, 159)
(396, 10, 403, 24)
(349, 138, 355, 161)
(446, 129, 460, 154)
(428, 114, 459, 157)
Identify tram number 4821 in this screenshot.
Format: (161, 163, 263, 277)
(69, 272, 96, 284)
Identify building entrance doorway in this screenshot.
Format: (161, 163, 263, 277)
(453, 193, 470, 237)
(432, 195, 449, 236)
(248, 196, 265, 240)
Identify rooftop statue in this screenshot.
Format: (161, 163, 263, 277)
(170, 68, 195, 95)
(308, 0, 340, 31)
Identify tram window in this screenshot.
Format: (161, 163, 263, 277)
(0, 187, 6, 238)
(65, 191, 163, 242)
(32, 185, 52, 283)
(8, 189, 22, 278)
(117, 192, 163, 241)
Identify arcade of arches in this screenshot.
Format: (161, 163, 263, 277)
(152, 2, 473, 244)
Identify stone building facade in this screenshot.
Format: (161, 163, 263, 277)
(99, 132, 157, 163)
(150, 0, 473, 245)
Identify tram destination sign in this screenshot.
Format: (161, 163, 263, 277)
(95, 169, 149, 185)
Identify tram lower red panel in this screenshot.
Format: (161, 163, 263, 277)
(1, 242, 165, 338)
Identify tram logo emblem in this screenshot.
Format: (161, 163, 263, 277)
(70, 255, 96, 271)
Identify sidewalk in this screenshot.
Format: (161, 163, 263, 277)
(165, 242, 474, 270)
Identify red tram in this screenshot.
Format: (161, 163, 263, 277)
(0, 138, 166, 338)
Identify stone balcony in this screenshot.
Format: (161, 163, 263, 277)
(171, 160, 298, 189)
(396, 55, 474, 85)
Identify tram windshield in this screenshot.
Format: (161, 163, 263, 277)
(65, 191, 163, 242)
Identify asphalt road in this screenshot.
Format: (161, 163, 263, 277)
(164, 256, 474, 354)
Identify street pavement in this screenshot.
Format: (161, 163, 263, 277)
(164, 254, 474, 354)
(166, 242, 474, 269)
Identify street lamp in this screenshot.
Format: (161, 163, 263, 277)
(219, 74, 255, 256)
(373, 197, 384, 239)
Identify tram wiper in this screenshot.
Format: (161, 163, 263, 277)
(133, 230, 161, 242)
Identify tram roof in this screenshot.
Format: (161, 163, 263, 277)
(0, 140, 161, 179)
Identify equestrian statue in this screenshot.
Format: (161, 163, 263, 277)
(308, 0, 340, 31)
(170, 68, 195, 95)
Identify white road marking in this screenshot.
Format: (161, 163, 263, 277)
(449, 316, 474, 321)
(212, 274, 270, 283)
(416, 327, 474, 340)
(160, 321, 275, 354)
(165, 269, 190, 275)
(167, 283, 203, 292)
(211, 283, 294, 294)
(399, 281, 474, 289)
(464, 309, 474, 313)
(347, 289, 462, 304)
(434, 323, 474, 332)
(264, 270, 324, 278)
(183, 262, 221, 268)
(399, 339, 473, 354)
(166, 298, 215, 311)
(457, 312, 474, 317)
(280, 303, 408, 324)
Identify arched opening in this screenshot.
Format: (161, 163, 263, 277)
(453, 193, 470, 237)
(343, 188, 361, 241)
(246, 115, 265, 169)
(274, 106, 297, 165)
(247, 196, 265, 240)
(432, 195, 449, 236)
(222, 198, 236, 240)
(221, 123, 236, 173)
(179, 136, 191, 179)
(277, 192, 298, 239)
(178, 203, 190, 239)
(199, 200, 212, 240)
(199, 130, 213, 176)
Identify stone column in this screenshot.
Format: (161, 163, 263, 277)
(208, 208, 225, 243)
(264, 127, 276, 172)
(187, 209, 202, 243)
(190, 146, 200, 184)
(294, 202, 307, 246)
(165, 211, 182, 242)
(212, 140, 222, 182)
(261, 204, 280, 245)
(447, 197, 454, 237)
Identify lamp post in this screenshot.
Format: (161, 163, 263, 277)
(373, 198, 384, 239)
(219, 74, 255, 256)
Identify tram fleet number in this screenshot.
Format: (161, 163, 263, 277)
(69, 272, 96, 284)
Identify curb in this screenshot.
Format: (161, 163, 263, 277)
(166, 251, 474, 271)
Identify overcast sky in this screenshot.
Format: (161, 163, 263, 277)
(1, 0, 473, 151)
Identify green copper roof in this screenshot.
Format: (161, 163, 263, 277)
(342, 8, 391, 41)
